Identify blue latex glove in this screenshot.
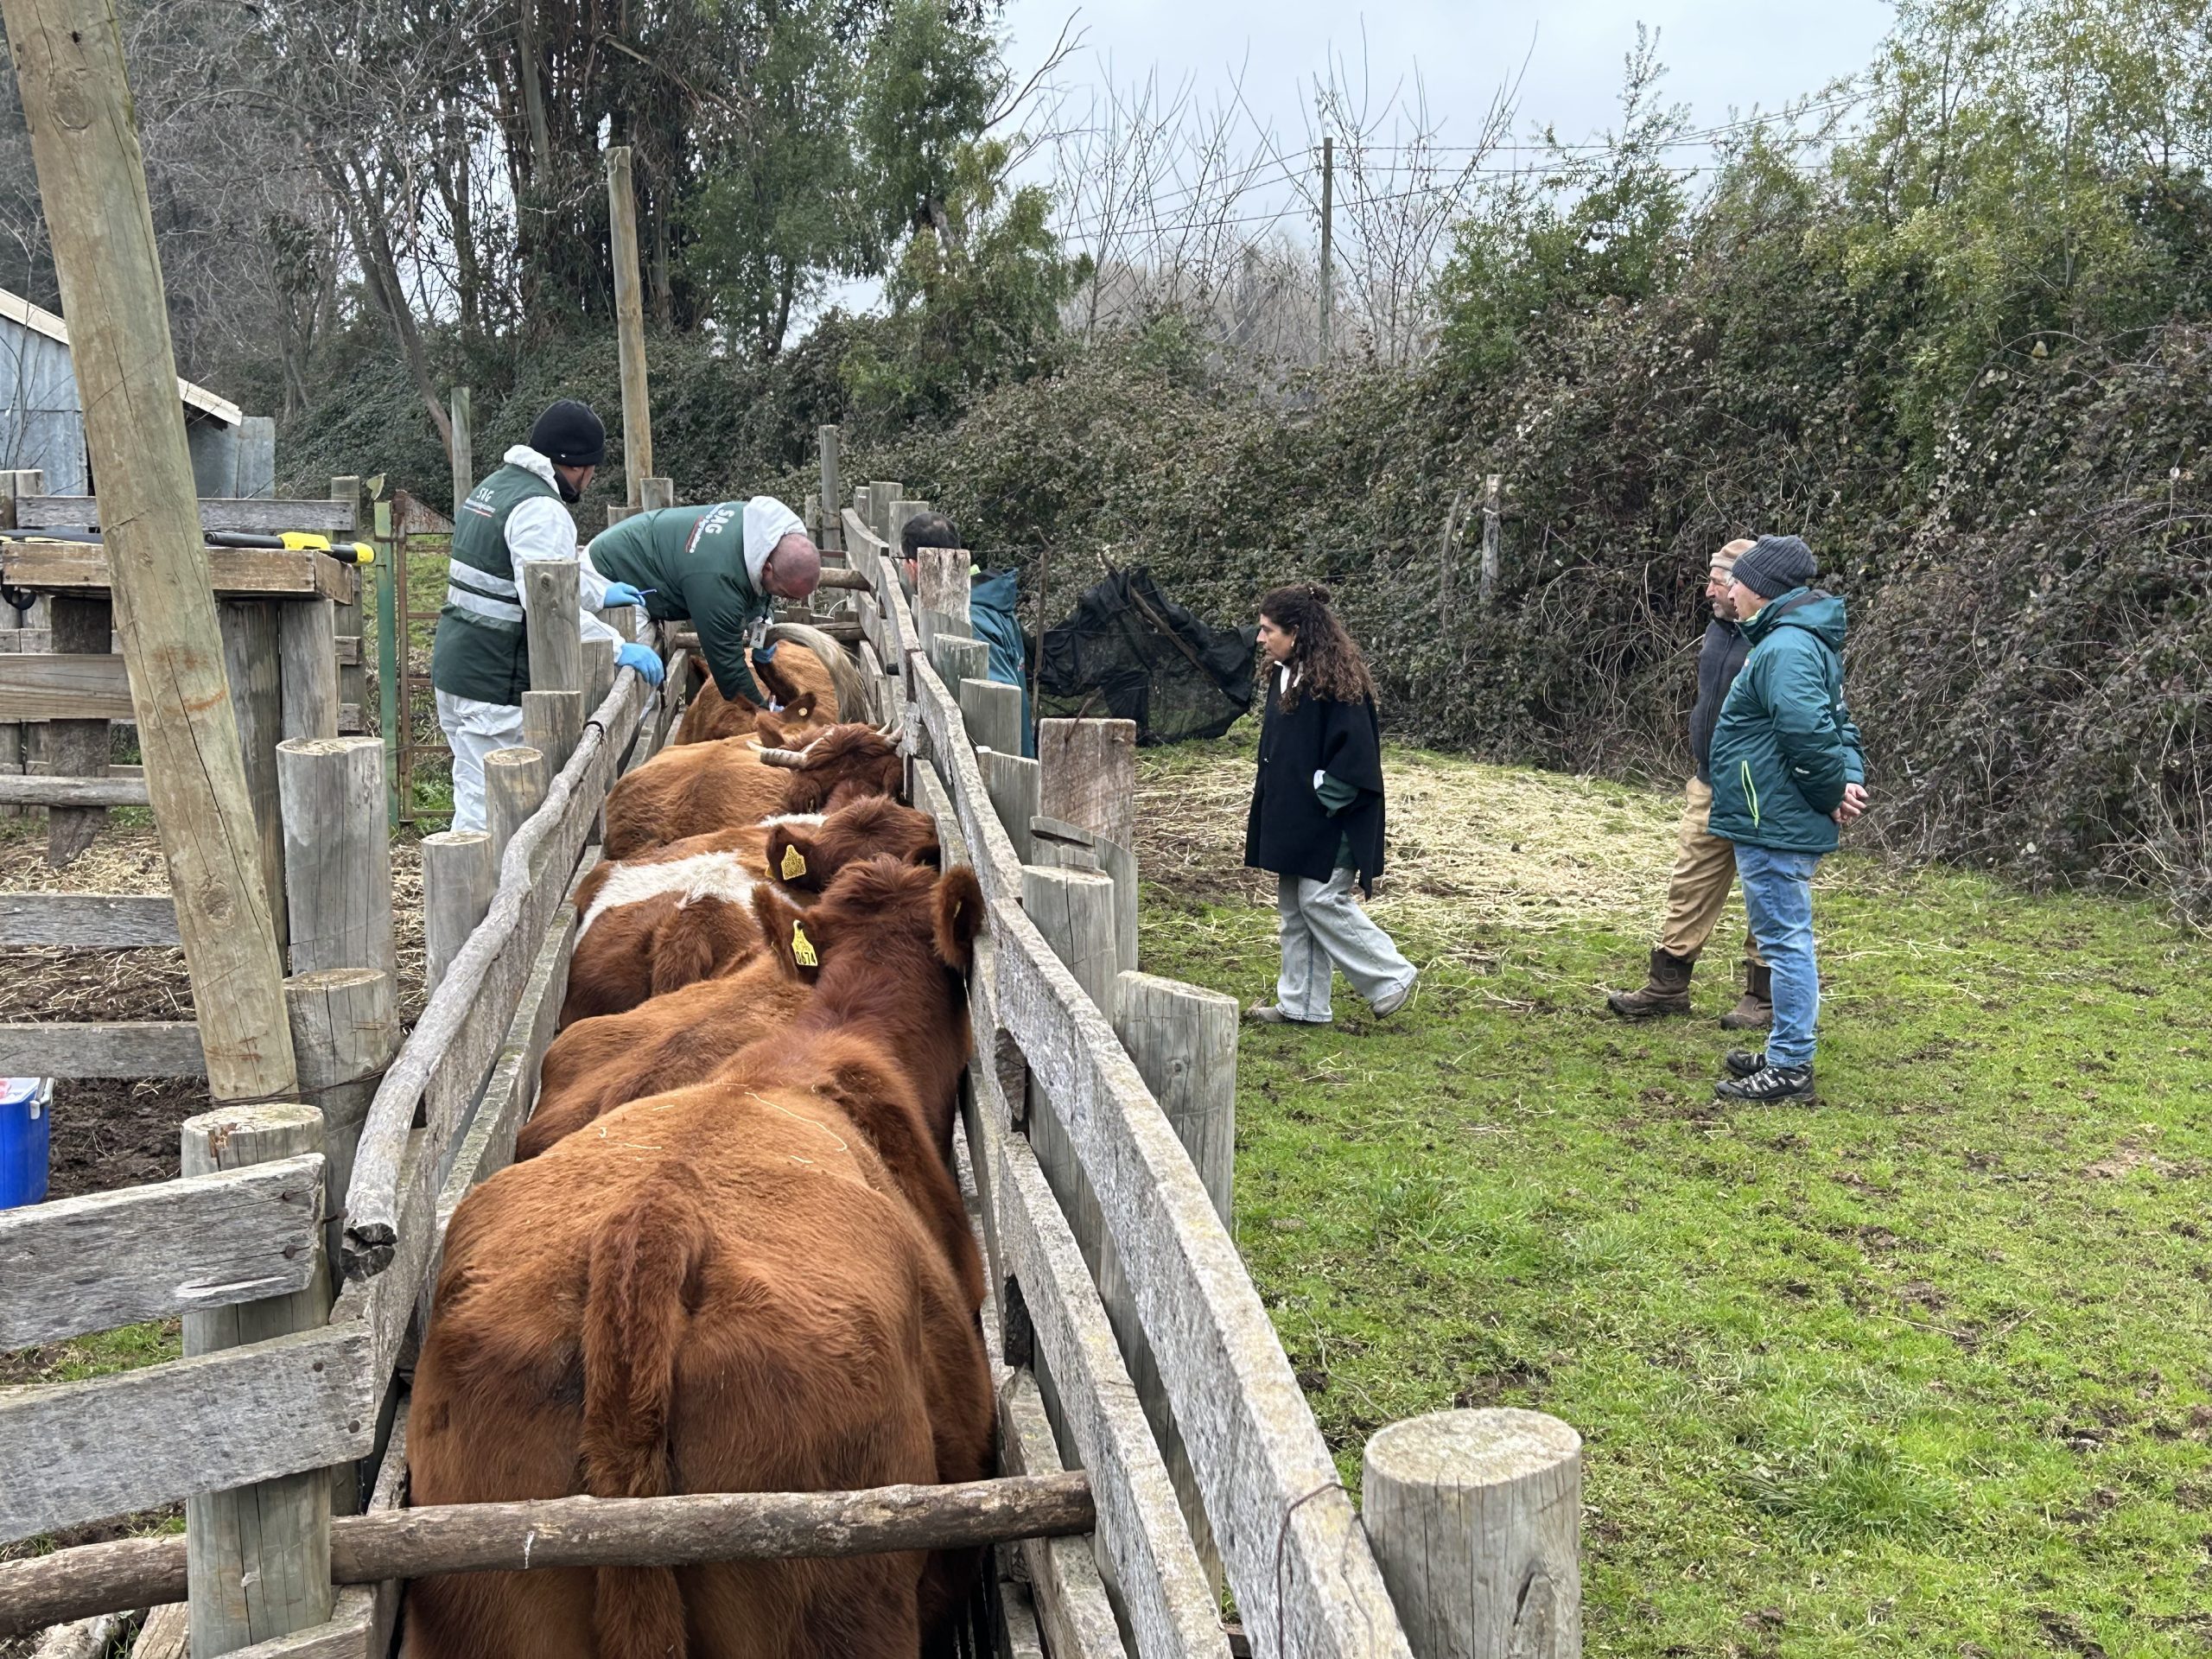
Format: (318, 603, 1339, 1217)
(753, 640, 780, 666)
(617, 641, 665, 687)
(601, 582, 645, 608)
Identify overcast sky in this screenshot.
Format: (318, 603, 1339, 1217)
(1002, 0, 1900, 170)
(809, 1, 1899, 321)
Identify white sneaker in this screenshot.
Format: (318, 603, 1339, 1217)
(1370, 975, 1416, 1017)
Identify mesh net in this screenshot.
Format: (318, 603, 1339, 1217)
(1037, 567, 1258, 744)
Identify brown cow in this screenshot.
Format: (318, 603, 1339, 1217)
(602, 722, 903, 860)
(558, 798, 940, 1028)
(673, 623, 864, 746)
(404, 861, 991, 1659)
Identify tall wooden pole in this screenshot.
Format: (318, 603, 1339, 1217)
(607, 146, 652, 507)
(3, 0, 296, 1104)
(448, 385, 474, 510)
(1319, 135, 1334, 360)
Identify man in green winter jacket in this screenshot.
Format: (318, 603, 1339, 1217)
(1705, 534, 1867, 1104)
(584, 497, 821, 709)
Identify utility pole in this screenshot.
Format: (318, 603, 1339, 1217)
(1319, 135, 1334, 361)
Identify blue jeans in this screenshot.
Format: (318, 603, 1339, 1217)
(1733, 845, 1823, 1069)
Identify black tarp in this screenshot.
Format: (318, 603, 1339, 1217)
(1037, 567, 1257, 743)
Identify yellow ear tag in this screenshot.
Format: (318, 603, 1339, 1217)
(780, 843, 808, 880)
(791, 921, 818, 968)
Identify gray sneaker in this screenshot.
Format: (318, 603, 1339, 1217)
(1370, 975, 1416, 1017)
(1244, 1003, 1328, 1027)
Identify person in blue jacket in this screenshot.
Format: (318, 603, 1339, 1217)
(903, 512, 1033, 756)
(1705, 535, 1868, 1103)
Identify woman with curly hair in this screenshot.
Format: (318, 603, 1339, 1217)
(1242, 584, 1416, 1025)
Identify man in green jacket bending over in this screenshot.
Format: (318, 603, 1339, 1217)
(584, 496, 822, 709)
(1705, 535, 1868, 1105)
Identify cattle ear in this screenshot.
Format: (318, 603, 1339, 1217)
(786, 691, 817, 720)
(766, 823, 825, 892)
(751, 882, 822, 980)
(689, 655, 713, 692)
(931, 866, 987, 971)
(910, 838, 942, 869)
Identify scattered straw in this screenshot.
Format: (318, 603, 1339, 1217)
(1135, 743, 1693, 934)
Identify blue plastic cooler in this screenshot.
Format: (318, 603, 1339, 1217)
(0, 1077, 52, 1207)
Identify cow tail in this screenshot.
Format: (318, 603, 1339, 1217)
(581, 1170, 711, 1659)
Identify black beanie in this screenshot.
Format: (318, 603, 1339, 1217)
(1731, 534, 1818, 599)
(529, 399, 607, 467)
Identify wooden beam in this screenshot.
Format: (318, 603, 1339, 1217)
(607, 147, 652, 506)
(0, 652, 133, 721)
(0, 773, 147, 806)
(0, 1325, 372, 1543)
(0, 1475, 1096, 1637)
(0, 1020, 206, 1077)
(0, 0, 297, 1107)
(0, 1154, 324, 1348)
(0, 543, 358, 604)
(0, 892, 178, 947)
(181, 1104, 336, 1651)
(1037, 718, 1137, 854)
(16, 498, 357, 537)
(41, 597, 111, 864)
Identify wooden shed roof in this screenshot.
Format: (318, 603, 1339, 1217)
(0, 284, 245, 427)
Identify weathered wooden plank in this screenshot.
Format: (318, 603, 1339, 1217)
(0, 772, 148, 806)
(998, 1367, 1132, 1659)
(985, 1074, 1226, 1659)
(0, 1155, 323, 1347)
(329, 1130, 432, 1393)
(0, 891, 177, 947)
(0, 544, 357, 604)
(0, 1324, 374, 1542)
(909, 657, 1026, 906)
(993, 913, 1413, 1659)
(16, 497, 358, 537)
(0, 1020, 205, 1077)
(0, 652, 132, 721)
(1038, 720, 1138, 855)
(341, 671, 645, 1278)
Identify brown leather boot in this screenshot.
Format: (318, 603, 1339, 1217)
(1720, 963, 1773, 1031)
(1606, 949, 1695, 1018)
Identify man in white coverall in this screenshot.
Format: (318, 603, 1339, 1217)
(429, 399, 665, 831)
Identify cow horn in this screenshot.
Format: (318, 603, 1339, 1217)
(755, 747, 809, 768)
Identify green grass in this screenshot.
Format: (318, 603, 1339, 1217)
(1138, 740, 2212, 1658)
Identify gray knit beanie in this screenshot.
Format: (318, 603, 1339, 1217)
(1731, 534, 1818, 599)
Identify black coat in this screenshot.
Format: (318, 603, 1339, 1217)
(1689, 617, 1751, 785)
(1243, 668, 1388, 894)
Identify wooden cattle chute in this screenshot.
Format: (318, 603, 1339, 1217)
(833, 476, 1587, 1658)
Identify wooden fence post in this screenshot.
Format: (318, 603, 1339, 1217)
(220, 601, 288, 957)
(607, 146, 652, 509)
(639, 477, 675, 512)
(869, 481, 905, 550)
(2, 0, 296, 1105)
(180, 1103, 333, 1654)
(42, 591, 109, 866)
(817, 425, 842, 553)
(283, 966, 398, 1268)
(915, 539, 967, 652)
(928, 633, 989, 696)
(449, 386, 474, 512)
(1479, 474, 1501, 606)
(1111, 969, 1238, 1590)
(1037, 717, 1137, 855)
(523, 558, 584, 770)
(330, 477, 365, 729)
(278, 594, 340, 741)
(485, 746, 548, 870)
(976, 748, 1040, 864)
(0, 474, 21, 818)
(276, 736, 396, 980)
(1020, 859, 1121, 1303)
(373, 499, 400, 828)
(421, 829, 495, 995)
(961, 678, 1023, 763)
(1363, 1408, 1582, 1659)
